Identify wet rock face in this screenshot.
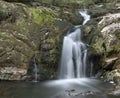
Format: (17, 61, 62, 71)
(86, 11, 120, 87)
(82, 2, 120, 86)
(0, 1, 34, 80)
(39, 21, 72, 80)
(97, 13, 120, 71)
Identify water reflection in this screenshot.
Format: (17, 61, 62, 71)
(0, 78, 119, 98)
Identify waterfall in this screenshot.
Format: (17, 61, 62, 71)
(79, 9, 90, 25)
(33, 57, 39, 82)
(59, 10, 90, 79)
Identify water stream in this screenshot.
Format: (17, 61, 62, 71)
(33, 57, 39, 82)
(59, 10, 90, 79)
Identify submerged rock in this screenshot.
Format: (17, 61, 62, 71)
(54, 89, 100, 98)
(66, 90, 94, 96)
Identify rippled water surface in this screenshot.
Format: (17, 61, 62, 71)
(0, 78, 119, 98)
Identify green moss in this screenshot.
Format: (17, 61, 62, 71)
(32, 9, 42, 25)
(31, 8, 56, 26)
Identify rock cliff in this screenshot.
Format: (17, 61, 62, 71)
(0, 0, 120, 84)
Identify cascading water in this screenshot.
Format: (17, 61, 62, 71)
(79, 9, 90, 25)
(59, 10, 90, 79)
(33, 57, 39, 82)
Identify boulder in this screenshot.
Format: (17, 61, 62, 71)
(0, 67, 27, 80)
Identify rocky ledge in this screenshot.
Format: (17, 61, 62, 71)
(0, 67, 27, 80)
